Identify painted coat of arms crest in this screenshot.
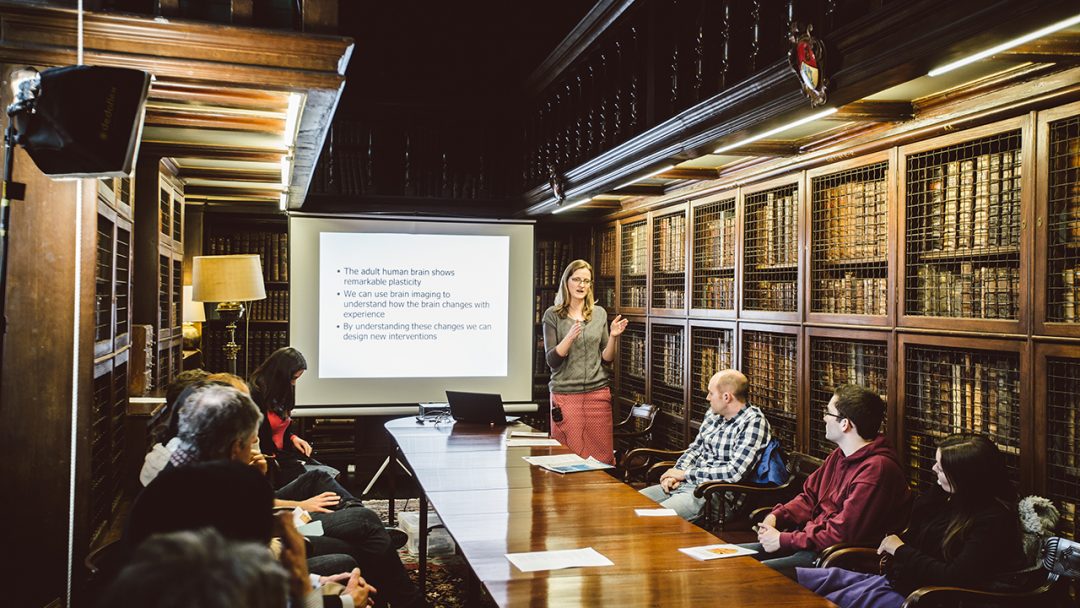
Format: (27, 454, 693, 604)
(788, 22, 827, 107)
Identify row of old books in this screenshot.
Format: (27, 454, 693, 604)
(813, 342, 887, 396)
(915, 150, 1021, 253)
(533, 290, 557, 323)
(536, 240, 571, 287)
(815, 275, 887, 316)
(595, 284, 616, 310)
(1057, 265, 1080, 322)
(913, 264, 1018, 319)
(622, 334, 647, 379)
(751, 191, 798, 267)
(909, 352, 1018, 446)
(654, 287, 685, 309)
(1049, 381, 1080, 473)
(697, 208, 736, 269)
(748, 280, 797, 311)
(1049, 131, 1080, 243)
(654, 332, 685, 390)
(597, 228, 618, 277)
(206, 231, 289, 282)
(309, 121, 373, 197)
(696, 276, 735, 309)
(623, 284, 647, 308)
(817, 179, 888, 262)
(655, 214, 687, 273)
(695, 336, 735, 394)
(248, 289, 289, 321)
(202, 328, 288, 376)
(623, 223, 649, 275)
(744, 334, 797, 416)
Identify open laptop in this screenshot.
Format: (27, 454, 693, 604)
(445, 391, 520, 425)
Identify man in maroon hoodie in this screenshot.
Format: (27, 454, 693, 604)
(746, 384, 910, 578)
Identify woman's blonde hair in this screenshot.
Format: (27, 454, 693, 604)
(553, 259, 595, 322)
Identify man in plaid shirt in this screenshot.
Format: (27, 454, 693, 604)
(640, 369, 772, 521)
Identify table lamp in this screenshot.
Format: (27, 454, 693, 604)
(191, 254, 266, 374)
(181, 284, 207, 350)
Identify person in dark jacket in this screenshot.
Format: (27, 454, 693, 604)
(797, 433, 1025, 608)
(743, 384, 911, 578)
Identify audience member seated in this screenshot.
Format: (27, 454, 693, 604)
(100, 528, 291, 608)
(167, 385, 424, 608)
(797, 434, 1026, 608)
(744, 384, 910, 578)
(140, 369, 211, 486)
(639, 369, 771, 522)
(250, 347, 339, 486)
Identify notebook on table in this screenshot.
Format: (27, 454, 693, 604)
(445, 390, 520, 425)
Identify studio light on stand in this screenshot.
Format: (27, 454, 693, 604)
(1, 64, 151, 388)
(191, 254, 266, 375)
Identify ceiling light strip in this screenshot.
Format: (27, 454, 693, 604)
(713, 107, 838, 154)
(615, 164, 676, 190)
(929, 13, 1080, 77)
(552, 197, 592, 214)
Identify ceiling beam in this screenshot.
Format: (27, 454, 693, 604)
(178, 168, 281, 182)
(833, 100, 915, 122)
(726, 141, 801, 157)
(999, 32, 1080, 60)
(611, 184, 665, 196)
(656, 168, 720, 180)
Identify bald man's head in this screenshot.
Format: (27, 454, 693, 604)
(706, 369, 749, 418)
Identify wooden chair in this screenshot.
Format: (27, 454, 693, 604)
(611, 403, 658, 474)
(818, 536, 1080, 607)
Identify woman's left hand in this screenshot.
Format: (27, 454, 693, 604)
(609, 315, 628, 338)
(292, 435, 313, 456)
(877, 534, 905, 556)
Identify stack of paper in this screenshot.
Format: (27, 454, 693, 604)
(505, 547, 614, 572)
(678, 543, 757, 561)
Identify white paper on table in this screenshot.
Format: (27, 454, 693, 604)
(678, 543, 757, 561)
(505, 547, 614, 572)
(634, 508, 679, 517)
(505, 438, 562, 447)
(509, 431, 550, 438)
(522, 454, 587, 467)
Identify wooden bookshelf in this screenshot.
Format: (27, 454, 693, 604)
(613, 316, 648, 456)
(619, 215, 649, 313)
(806, 328, 893, 462)
(897, 334, 1027, 492)
(740, 323, 801, 452)
(688, 321, 736, 430)
(134, 158, 184, 392)
(88, 176, 134, 546)
(1034, 342, 1080, 542)
(740, 178, 802, 321)
(201, 213, 289, 376)
(593, 222, 618, 312)
(898, 117, 1032, 334)
(649, 318, 688, 449)
(807, 153, 893, 326)
(690, 191, 738, 318)
(650, 204, 688, 316)
(1036, 101, 1080, 337)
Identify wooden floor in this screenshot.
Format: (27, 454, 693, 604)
(387, 418, 837, 607)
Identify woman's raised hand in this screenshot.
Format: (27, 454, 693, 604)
(609, 315, 628, 337)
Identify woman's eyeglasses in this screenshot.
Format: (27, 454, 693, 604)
(569, 277, 593, 286)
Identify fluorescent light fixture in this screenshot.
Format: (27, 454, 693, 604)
(713, 107, 837, 154)
(279, 192, 288, 211)
(283, 92, 303, 146)
(552, 197, 591, 214)
(929, 13, 1080, 77)
(281, 155, 292, 189)
(615, 164, 676, 190)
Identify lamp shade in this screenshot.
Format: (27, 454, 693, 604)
(182, 285, 207, 323)
(191, 255, 267, 302)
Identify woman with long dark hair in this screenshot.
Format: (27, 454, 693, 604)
(249, 347, 332, 486)
(542, 259, 627, 464)
(796, 433, 1025, 608)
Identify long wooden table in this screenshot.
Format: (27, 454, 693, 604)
(386, 417, 836, 607)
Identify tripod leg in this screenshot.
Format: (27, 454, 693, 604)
(362, 455, 391, 497)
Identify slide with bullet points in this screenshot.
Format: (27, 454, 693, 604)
(289, 215, 534, 407)
(319, 232, 509, 378)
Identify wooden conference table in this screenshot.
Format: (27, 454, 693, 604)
(385, 417, 836, 607)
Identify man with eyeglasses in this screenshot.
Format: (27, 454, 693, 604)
(743, 384, 910, 579)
